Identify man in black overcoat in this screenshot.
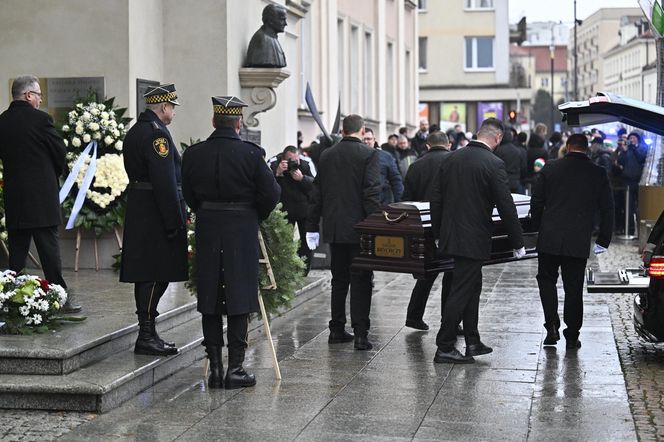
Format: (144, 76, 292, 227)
(306, 114, 381, 350)
(182, 96, 280, 389)
(531, 134, 614, 349)
(494, 130, 527, 194)
(0, 75, 80, 313)
(431, 118, 525, 364)
(120, 84, 187, 356)
(401, 131, 455, 331)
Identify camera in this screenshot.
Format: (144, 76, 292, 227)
(287, 159, 300, 172)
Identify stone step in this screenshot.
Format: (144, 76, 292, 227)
(0, 317, 205, 413)
(0, 292, 198, 376)
(0, 273, 328, 413)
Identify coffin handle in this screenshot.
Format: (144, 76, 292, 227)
(383, 211, 409, 224)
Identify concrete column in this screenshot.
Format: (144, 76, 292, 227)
(376, 0, 387, 141)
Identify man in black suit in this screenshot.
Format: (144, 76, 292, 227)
(306, 114, 381, 350)
(494, 130, 527, 194)
(531, 134, 613, 350)
(0, 75, 80, 313)
(431, 118, 525, 364)
(120, 84, 188, 356)
(402, 131, 454, 331)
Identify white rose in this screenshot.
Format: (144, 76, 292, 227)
(89, 102, 98, 109)
(68, 110, 78, 119)
(62, 125, 70, 132)
(72, 137, 81, 147)
(115, 140, 123, 150)
(82, 112, 91, 121)
(93, 132, 101, 140)
(117, 123, 124, 130)
(75, 125, 84, 135)
(98, 104, 106, 111)
(104, 136, 114, 146)
(89, 122, 100, 131)
(101, 111, 109, 120)
(91, 108, 100, 116)
(83, 134, 91, 143)
(76, 103, 83, 110)
(112, 129, 120, 137)
(63, 139, 69, 147)
(109, 120, 118, 128)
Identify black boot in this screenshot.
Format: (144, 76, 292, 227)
(205, 346, 224, 389)
(150, 321, 176, 349)
(134, 318, 178, 356)
(543, 323, 560, 346)
(224, 348, 256, 389)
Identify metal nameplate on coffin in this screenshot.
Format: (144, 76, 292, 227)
(375, 236, 405, 258)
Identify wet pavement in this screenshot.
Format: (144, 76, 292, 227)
(37, 251, 636, 441)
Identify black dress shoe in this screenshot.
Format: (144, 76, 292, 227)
(354, 336, 373, 351)
(405, 319, 429, 330)
(61, 300, 82, 314)
(543, 326, 560, 346)
(465, 342, 493, 357)
(328, 330, 354, 344)
(566, 339, 582, 350)
(434, 348, 474, 364)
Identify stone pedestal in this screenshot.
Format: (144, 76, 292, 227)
(239, 67, 291, 128)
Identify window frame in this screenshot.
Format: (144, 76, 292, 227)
(464, 36, 495, 71)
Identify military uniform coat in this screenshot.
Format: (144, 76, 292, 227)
(530, 152, 614, 258)
(0, 101, 66, 229)
(431, 140, 524, 260)
(306, 136, 381, 244)
(120, 110, 188, 282)
(181, 127, 280, 316)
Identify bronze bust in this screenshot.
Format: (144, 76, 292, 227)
(244, 4, 288, 68)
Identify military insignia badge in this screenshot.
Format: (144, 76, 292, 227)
(153, 137, 169, 157)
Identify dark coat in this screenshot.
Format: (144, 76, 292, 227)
(377, 148, 403, 204)
(431, 140, 523, 260)
(410, 131, 428, 157)
(494, 142, 527, 193)
(617, 144, 646, 181)
(120, 110, 187, 283)
(270, 157, 314, 221)
(0, 101, 66, 229)
(182, 127, 280, 315)
(530, 152, 614, 258)
(307, 136, 381, 244)
(402, 147, 450, 201)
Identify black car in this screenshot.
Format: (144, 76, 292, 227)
(560, 92, 664, 342)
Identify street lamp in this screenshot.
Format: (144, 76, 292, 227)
(550, 41, 555, 132)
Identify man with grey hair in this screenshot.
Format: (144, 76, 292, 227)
(0, 75, 80, 313)
(431, 118, 525, 364)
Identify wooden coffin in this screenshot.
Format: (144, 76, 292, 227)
(352, 194, 538, 279)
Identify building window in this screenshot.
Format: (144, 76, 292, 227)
(364, 32, 373, 117)
(541, 77, 549, 88)
(464, 37, 494, 70)
(418, 37, 427, 71)
(350, 25, 360, 114)
(466, 0, 494, 9)
(418, 0, 427, 10)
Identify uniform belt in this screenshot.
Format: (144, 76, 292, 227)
(129, 181, 182, 191)
(200, 201, 254, 211)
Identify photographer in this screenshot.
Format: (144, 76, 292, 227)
(271, 145, 315, 273)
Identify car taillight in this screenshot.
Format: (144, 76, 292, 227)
(648, 256, 664, 279)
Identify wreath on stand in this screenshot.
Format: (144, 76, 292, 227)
(58, 96, 132, 236)
(185, 203, 307, 317)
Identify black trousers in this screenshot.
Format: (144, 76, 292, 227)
(8, 226, 66, 288)
(201, 313, 249, 350)
(288, 216, 311, 273)
(536, 252, 587, 341)
(406, 271, 453, 322)
(329, 243, 372, 336)
(134, 282, 170, 321)
(436, 257, 483, 351)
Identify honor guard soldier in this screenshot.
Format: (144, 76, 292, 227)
(120, 84, 188, 356)
(181, 96, 280, 389)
